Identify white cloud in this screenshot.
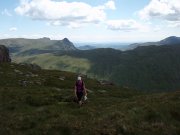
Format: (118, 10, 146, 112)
(153, 26, 161, 32)
(167, 21, 180, 28)
(104, 0, 116, 10)
(15, 0, 116, 28)
(107, 19, 149, 32)
(139, 0, 180, 23)
(1, 9, 12, 16)
(47, 20, 82, 29)
(9, 27, 18, 31)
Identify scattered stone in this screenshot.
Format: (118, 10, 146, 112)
(14, 69, 23, 75)
(59, 76, 65, 81)
(99, 80, 114, 86)
(54, 87, 62, 91)
(10, 65, 14, 68)
(19, 80, 33, 86)
(24, 72, 39, 78)
(98, 90, 107, 93)
(19, 80, 28, 87)
(35, 81, 42, 85)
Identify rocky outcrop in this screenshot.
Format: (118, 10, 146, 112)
(0, 45, 11, 62)
(52, 38, 77, 50)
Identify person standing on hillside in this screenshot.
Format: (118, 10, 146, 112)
(74, 76, 87, 106)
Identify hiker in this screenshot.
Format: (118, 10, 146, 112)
(74, 76, 87, 106)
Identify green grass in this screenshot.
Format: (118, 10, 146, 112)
(0, 63, 180, 135)
(14, 53, 91, 74)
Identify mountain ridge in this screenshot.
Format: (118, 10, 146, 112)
(0, 37, 77, 54)
(129, 36, 180, 50)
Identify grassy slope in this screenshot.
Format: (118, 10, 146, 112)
(14, 53, 91, 74)
(0, 63, 180, 135)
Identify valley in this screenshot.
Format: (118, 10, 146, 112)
(1, 36, 180, 91)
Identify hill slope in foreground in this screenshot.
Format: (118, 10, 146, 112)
(0, 63, 180, 135)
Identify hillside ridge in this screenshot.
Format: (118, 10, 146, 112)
(129, 36, 180, 49)
(0, 37, 77, 54)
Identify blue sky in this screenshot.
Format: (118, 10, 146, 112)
(0, 0, 180, 42)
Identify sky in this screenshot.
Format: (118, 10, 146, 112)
(0, 0, 180, 42)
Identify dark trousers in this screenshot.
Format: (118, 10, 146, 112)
(76, 91, 83, 101)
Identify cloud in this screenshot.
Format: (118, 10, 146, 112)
(47, 21, 82, 29)
(15, 0, 115, 28)
(167, 21, 180, 28)
(139, 0, 180, 23)
(1, 9, 12, 16)
(107, 19, 149, 32)
(104, 0, 116, 10)
(153, 26, 161, 32)
(9, 27, 18, 31)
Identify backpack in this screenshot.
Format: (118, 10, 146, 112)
(76, 80, 84, 92)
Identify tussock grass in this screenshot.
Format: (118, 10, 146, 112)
(0, 63, 180, 135)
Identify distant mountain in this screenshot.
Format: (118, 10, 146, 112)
(129, 36, 180, 50)
(76, 37, 180, 51)
(159, 36, 180, 44)
(44, 38, 77, 51)
(0, 37, 77, 55)
(77, 45, 96, 50)
(75, 42, 131, 51)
